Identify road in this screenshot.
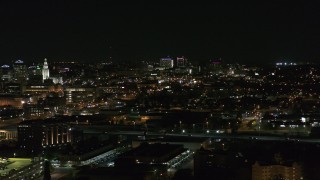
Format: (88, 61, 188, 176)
(51, 167, 76, 180)
(106, 130, 320, 143)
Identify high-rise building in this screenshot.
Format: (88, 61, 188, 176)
(1, 65, 12, 82)
(176, 57, 186, 67)
(160, 57, 174, 69)
(28, 65, 43, 84)
(28, 65, 42, 76)
(13, 60, 27, 83)
(42, 58, 50, 81)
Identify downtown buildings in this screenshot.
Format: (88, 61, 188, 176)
(1, 58, 320, 179)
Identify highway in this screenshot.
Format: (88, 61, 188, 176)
(106, 130, 320, 144)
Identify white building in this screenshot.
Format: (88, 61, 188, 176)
(42, 58, 50, 81)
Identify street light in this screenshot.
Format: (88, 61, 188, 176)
(179, 121, 182, 129)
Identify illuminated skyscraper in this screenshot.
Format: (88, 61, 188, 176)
(1, 65, 12, 81)
(160, 57, 174, 69)
(42, 58, 50, 81)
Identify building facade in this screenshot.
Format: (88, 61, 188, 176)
(160, 58, 174, 69)
(13, 60, 27, 83)
(176, 57, 186, 67)
(42, 58, 50, 81)
(252, 161, 303, 180)
(17, 120, 79, 153)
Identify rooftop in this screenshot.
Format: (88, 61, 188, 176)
(119, 143, 183, 158)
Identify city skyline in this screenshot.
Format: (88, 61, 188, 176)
(0, 1, 319, 64)
(2, 1, 320, 179)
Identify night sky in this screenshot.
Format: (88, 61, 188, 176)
(0, 1, 319, 64)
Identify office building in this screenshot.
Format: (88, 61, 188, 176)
(13, 60, 27, 83)
(176, 57, 186, 67)
(1, 65, 12, 82)
(160, 57, 174, 69)
(18, 119, 80, 153)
